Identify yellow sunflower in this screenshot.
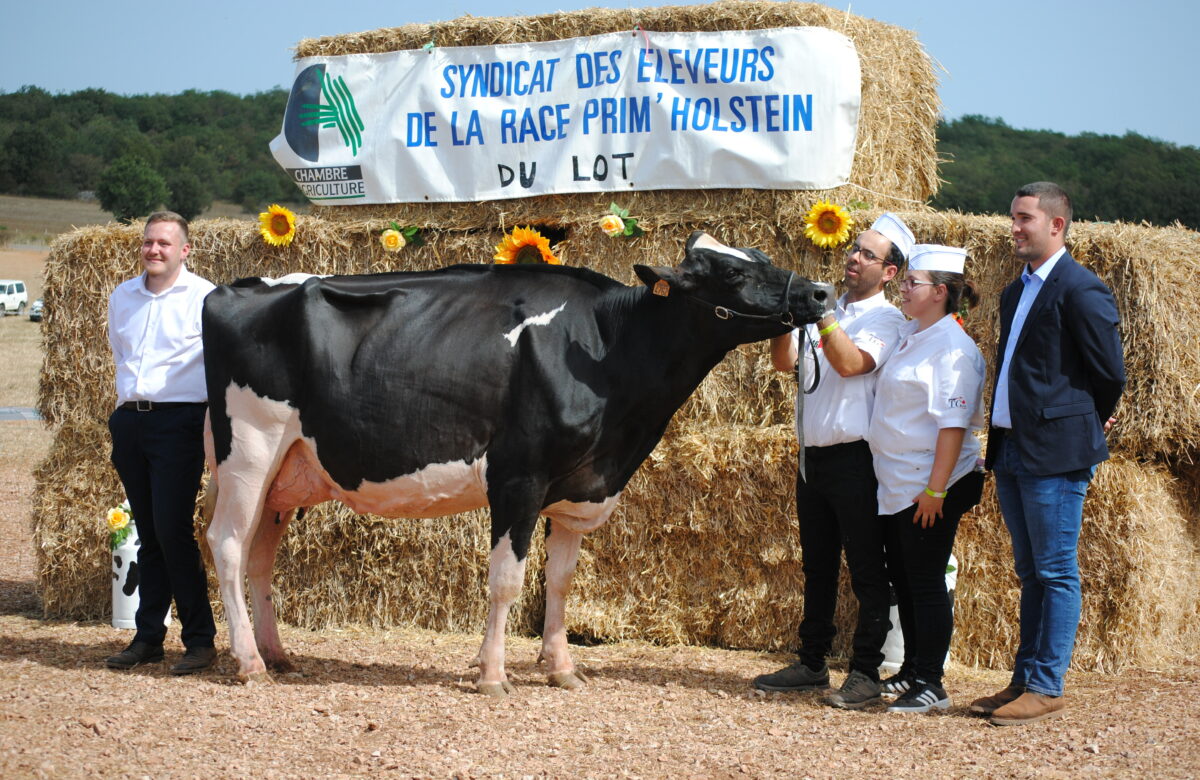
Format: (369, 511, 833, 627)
(259, 204, 297, 247)
(803, 200, 854, 249)
(493, 226, 560, 265)
(106, 506, 130, 532)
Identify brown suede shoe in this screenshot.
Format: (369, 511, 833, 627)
(968, 685, 1025, 715)
(989, 691, 1067, 726)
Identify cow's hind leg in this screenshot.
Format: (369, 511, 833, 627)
(208, 475, 272, 683)
(539, 520, 588, 690)
(247, 506, 297, 673)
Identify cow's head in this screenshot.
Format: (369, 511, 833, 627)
(634, 232, 832, 338)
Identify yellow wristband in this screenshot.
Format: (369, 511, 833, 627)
(924, 487, 947, 499)
(818, 319, 840, 337)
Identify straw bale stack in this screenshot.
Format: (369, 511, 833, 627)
(295, 0, 941, 227)
(32, 208, 1200, 672)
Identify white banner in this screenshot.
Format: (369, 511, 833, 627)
(270, 27, 861, 204)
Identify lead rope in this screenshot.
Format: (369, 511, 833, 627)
(794, 325, 822, 481)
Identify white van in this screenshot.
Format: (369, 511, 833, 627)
(0, 280, 28, 316)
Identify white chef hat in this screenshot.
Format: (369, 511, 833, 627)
(907, 244, 968, 274)
(869, 212, 915, 260)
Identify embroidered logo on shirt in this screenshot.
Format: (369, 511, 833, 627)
(947, 396, 967, 409)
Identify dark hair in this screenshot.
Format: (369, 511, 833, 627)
(1015, 181, 1073, 237)
(927, 270, 980, 317)
(145, 211, 190, 243)
(884, 242, 905, 268)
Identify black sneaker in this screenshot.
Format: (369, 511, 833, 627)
(880, 669, 915, 699)
(887, 679, 951, 713)
(106, 641, 165, 669)
(826, 669, 882, 709)
(753, 661, 830, 692)
(169, 646, 218, 676)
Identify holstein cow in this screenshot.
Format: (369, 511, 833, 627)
(202, 232, 831, 695)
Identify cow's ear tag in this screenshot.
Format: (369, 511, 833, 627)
(653, 279, 670, 297)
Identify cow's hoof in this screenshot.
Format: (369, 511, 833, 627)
(476, 680, 515, 698)
(236, 670, 273, 685)
(547, 670, 589, 690)
(266, 657, 295, 674)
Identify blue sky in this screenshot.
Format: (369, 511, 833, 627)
(2, 0, 1195, 148)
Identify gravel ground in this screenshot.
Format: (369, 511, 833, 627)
(2, 393, 1198, 777)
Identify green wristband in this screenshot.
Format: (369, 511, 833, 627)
(818, 319, 840, 337)
(924, 487, 947, 499)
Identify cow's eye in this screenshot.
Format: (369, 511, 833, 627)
(722, 267, 745, 284)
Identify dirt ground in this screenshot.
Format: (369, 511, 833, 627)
(2, 250, 1199, 778)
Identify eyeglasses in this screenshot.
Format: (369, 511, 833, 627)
(845, 243, 886, 265)
(898, 278, 938, 292)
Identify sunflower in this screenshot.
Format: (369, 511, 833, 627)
(493, 226, 560, 265)
(259, 204, 297, 247)
(380, 228, 405, 252)
(803, 200, 854, 249)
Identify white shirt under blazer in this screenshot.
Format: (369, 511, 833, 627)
(791, 290, 906, 448)
(867, 314, 986, 515)
(108, 267, 214, 405)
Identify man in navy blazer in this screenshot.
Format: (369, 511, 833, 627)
(972, 182, 1125, 726)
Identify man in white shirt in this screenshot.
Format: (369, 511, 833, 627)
(753, 214, 911, 710)
(105, 211, 218, 675)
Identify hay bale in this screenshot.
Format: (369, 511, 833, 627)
(953, 456, 1200, 672)
(565, 424, 801, 649)
(293, 0, 941, 226)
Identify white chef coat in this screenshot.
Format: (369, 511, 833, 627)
(867, 314, 986, 515)
(108, 267, 214, 405)
(792, 290, 906, 447)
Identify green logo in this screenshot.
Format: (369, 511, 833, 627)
(300, 71, 365, 156)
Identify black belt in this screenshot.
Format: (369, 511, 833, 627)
(804, 439, 869, 456)
(119, 401, 207, 412)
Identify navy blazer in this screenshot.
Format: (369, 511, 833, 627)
(985, 251, 1126, 476)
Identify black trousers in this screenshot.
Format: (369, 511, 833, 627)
(883, 470, 984, 686)
(796, 440, 891, 679)
(109, 405, 216, 649)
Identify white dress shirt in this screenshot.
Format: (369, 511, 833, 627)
(868, 315, 986, 515)
(791, 290, 906, 447)
(108, 267, 215, 405)
(991, 247, 1066, 428)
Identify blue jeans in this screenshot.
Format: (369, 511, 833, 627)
(992, 435, 1094, 697)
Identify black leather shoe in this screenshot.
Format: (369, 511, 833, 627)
(170, 646, 218, 675)
(106, 641, 165, 669)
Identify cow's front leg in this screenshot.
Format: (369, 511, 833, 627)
(475, 531, 527, 696)
(539, 520, 588, 690)
(475, 484, 543, 697)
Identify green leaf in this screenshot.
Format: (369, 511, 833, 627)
(609, 202, 629, 219)
(109, 525, 132, 550)
(389, 221, 403, 232)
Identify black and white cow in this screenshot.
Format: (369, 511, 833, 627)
(202, 232, 830, 694)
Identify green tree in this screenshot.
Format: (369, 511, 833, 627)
(233, 169, 281, 212)
(96, 156, 169, 224)
(165, 169, 211, 221)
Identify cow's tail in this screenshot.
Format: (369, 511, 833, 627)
(201, 409, 219, 524)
